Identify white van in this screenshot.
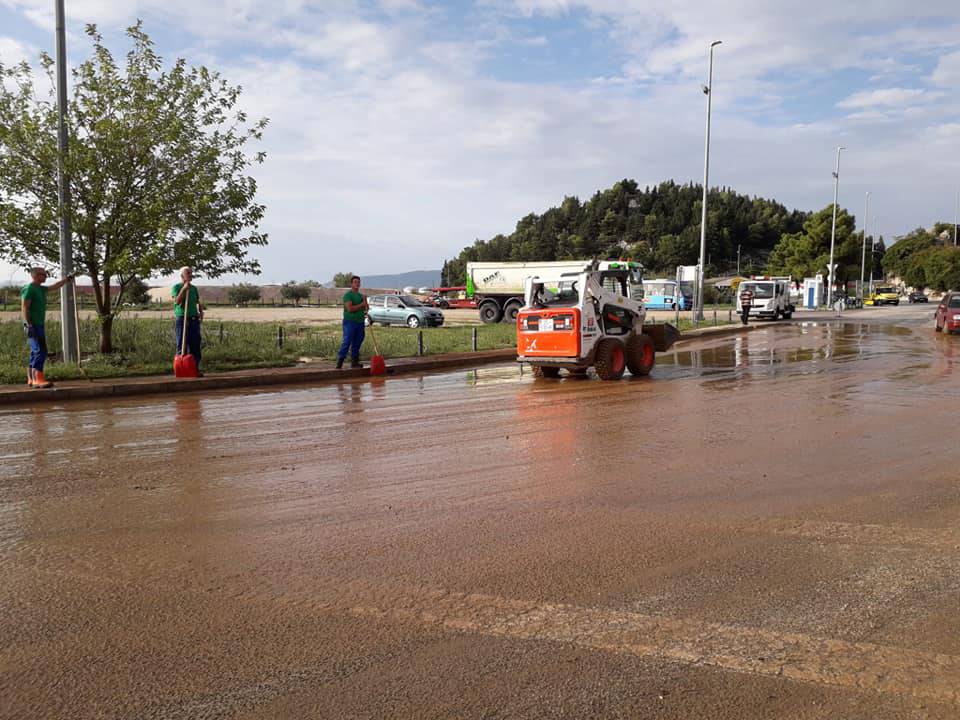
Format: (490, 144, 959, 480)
(737, 277, 794, 320)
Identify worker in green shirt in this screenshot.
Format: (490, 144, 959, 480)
(21, 267, 75, 388)
(336, 275, 368, 369)
(171, 266, 205, 375)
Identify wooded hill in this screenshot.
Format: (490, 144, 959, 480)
(441, 179, 810, 285)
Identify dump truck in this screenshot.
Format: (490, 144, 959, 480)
(466, 260, 644, 323)
(516, 261, 679, 380)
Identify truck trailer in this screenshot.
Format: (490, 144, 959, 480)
(466, 260, 643, 323)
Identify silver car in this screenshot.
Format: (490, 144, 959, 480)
(366, 294, 444, 328)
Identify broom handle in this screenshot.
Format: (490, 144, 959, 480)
(179, 285, 190, 355)
(366, 313, 382, 355)
(72, 279, 81, 363)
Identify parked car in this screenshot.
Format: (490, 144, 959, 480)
(366, 294, 444, 328)
(935, 292, 960, 334)
(908, 291, 929, 303)
(864, 286, 900, 306)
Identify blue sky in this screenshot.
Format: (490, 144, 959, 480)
(1, 0, 959, 283)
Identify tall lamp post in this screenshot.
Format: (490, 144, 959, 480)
(696, 40, 722, 325)
(859, 191, 869, 302)
(55, 0, 78, 362)
(826, 145, 844, 308)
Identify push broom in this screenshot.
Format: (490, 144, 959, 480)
(366, 319, 386, 376)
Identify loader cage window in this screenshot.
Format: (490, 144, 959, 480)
(601, 272, 629, 296)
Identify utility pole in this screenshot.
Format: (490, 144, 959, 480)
(696, 40, 722, 326)
(859, 191, 869, 302)
(954, 190, 958, 246)
(827, 145, 844, 308)
(55, 0, 78, 362)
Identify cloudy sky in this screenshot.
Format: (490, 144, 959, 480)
(1, 0, 959, 284)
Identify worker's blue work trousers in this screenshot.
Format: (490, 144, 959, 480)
(337, 320, 365, 363)
(27, 325, 48, 371)
(174, 316, 202, 368)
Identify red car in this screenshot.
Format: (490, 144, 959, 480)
(935, 292, 960, 334)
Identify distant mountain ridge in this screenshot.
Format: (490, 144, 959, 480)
(329, 270, 441, 289)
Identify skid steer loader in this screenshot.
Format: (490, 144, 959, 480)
(516, 261, 679, 380)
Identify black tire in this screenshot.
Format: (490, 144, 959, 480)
(503, 301, 522, 323)
(894, 300, 900, 306)
(531, 365, 561, 379)
(594, 338, 626, 381)
(406, 315, 421, 329)
(626, 333, 655, 376)
(479, 302, 502, 324)
(439, 300, 450, 309)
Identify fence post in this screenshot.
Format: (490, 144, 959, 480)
(417, 330, 424, 356)
(218, 322, 224, 343)
(277, 325, 284, 348)
(713, 309, 717, 326)
(728, 309, 732, 323)
(472, 327, 478, 352)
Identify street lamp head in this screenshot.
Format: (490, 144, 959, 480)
(702, 84, 710, 94)
(711, 40, 722, 47)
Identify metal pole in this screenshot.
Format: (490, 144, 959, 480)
(954, 190, 958, 247)
(697, 40, 722, 324)
(859, 191, 869, 302)
(827, 145, 844, 309)
(55, 0, 78, 363)
(870, 215, 876, 296)
(736, 244, 741, 275)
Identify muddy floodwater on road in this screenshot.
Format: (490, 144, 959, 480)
(3, 307, 960, 719)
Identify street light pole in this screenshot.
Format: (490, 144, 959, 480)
(859, 191, 869, 302)
(696, 40, 722, 325)
(827, 145, 844, 308)
(954, 190, 958, 247)
(870, 215, 877, 296)
(55, 0, 78, 363)
(736, 244, 741, 276)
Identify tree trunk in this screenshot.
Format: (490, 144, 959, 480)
(99, 314, 114, 354)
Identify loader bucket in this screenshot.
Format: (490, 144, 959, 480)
(641, 323, 680, 352)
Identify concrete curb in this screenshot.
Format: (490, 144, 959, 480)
(0, 349, 517, 407)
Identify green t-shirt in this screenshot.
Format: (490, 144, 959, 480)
(343, 290, 365, 323)
(21, 283, 47, 327)
(171, 283, 201, 317)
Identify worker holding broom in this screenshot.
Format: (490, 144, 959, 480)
(172, 266, 204, 376)
(21, 267, 75, 388)
(337, 275, 368, 369)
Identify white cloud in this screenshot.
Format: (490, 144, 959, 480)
(931, 50, 960, 86)
(837, 88, 939, 110)
(0, 35, 35, 66)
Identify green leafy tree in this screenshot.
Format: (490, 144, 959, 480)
(0, 23, 268, 352)
(332, 272, 354, 287)
(122, 276, 150, 305)
(280, 281, 311, 305)
(767, 204, 857, 282)
(881, 228, 936, 280)
(227, 282, 261, 306)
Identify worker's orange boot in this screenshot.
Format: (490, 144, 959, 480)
(32, 371, 52, 389)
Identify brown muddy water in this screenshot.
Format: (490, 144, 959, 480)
(3, 316, 960, 719)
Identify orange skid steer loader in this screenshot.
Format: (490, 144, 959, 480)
(517, 261, 679, 380)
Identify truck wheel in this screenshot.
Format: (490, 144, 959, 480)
(439, 300, 450, 309)
(532, 366, 561, 379)
(626, 333, 655, 376)
(503, 301, 522, 323)
(479, 302, 503, 324)
(594, 339, 626, 381)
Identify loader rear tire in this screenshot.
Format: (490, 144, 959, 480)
(626, 333, 655, 376)
(594, 339, 626, 381)
(532, 365, 561, 379)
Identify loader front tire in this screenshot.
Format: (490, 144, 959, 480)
(532, 365, 561, 379)
(626, 333, 655, 376)
(594, 339, 626, 381)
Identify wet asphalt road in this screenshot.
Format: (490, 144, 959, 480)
(3, 304, 960, 719)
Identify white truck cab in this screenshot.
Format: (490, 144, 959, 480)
(737, 276, 795, 320)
